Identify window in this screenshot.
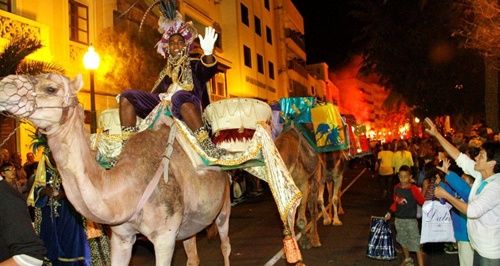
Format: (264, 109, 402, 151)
(210, 72, 227, 101)
(257, 54, 264, 74)
(268, 61, 275, 79)
(186, 17, 223, 50)
(254, 16, 261, 36)
(240, 3, 249, 26)
(266, 26, 272, 44)
(243, 45, 252, 68)
(0, 0, 11, 11)
(264, 0, 270, 11)
(69, 0, 89, 44)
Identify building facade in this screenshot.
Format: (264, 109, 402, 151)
(1, 0, 316, 158)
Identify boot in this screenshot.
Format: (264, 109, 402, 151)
(194, 127, 227, 159)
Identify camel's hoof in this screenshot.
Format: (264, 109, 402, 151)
(295, 262, 306, 266)
(332, 220, 343, 226)
(338, 209, 345, 215)
(322, 219, 332, 226)
(311, 239, 322, 248)
(299, 237, 312, 250)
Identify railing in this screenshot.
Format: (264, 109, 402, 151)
(285, 28, 305, 51)
(0, 9, 41, 40)
(287, 59, 308, 78)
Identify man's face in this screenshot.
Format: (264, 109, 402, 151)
(27, 152, 35, 163)
(474, 149, 491, 172)
(16, 175, 27, 187)
(168, 34, 186, 56)
(1, 166, 16, 182)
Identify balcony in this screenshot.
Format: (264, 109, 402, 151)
(286, 28, 305, 51)
(0, 10, 51, 62)
(287, 58, 308, 79)
(285, 28, 306, 60)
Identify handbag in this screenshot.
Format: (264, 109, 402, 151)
(420, 200, 456, 244)
(366, 216, 396, 260)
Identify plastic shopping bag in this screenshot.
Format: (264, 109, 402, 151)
(366, 216, 396, 260)
(420, 200, 455, 244)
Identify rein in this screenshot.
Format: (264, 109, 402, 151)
(129, 117, 177, 221)
(34, 95, 80, 135)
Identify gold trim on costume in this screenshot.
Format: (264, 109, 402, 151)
(200, 55, 217, 67)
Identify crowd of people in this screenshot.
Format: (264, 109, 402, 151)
(372, 119, 500, 266)
(1, 135, 111, 266)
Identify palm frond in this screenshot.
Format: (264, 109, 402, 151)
(27, 129, 49, 155)
(0, 36, 42, 77)
(17, 60, 65, 75)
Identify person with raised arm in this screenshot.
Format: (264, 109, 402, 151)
(426, 118, 500, 264)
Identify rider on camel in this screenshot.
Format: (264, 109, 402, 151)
(119, 0, 225, 158)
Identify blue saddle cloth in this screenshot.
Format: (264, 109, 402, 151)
(279, 97, 315, 123)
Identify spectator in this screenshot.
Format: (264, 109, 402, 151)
(437, 158, 473, 266)
(393, 140, 414, 174)
(1, 169, 46, 265)
(1, 162, 18, 190)
(427, 118, 500, 264)
(0, 148, 10, 165)
(23, 152, 38, 189)
(376, 142, 394, 199)
(385, 165, 425, 266)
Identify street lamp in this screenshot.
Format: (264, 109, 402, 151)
(83, 44, 100, 133)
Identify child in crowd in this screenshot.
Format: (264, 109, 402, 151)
(385, 165, 425, 266)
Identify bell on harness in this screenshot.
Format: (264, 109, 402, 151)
(194, 127, 226, 159)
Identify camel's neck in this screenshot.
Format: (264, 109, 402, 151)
(46, 106, 141, 224)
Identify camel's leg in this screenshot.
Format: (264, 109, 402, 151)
(216, 180, 232, 266)
(110, 226, 137, 266)
(317, 159, 332, 226)
(183, 236, 200, 266)
(332, 174, 343, 226)
(307, 168, 321, 247)
(153, 214, 183, 266)
(296, 179, 311, 250)
(326, 180, 334, 219)
(317, 179, 331, 226)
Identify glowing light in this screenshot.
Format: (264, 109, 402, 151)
(414, 117, 420, 123)
(83, 45, 100, 70)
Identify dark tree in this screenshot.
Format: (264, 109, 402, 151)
(356, 0, 485, 118)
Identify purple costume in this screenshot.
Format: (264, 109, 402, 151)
(121, 58, 218, 119)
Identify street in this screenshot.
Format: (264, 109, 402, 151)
(129, 165, 459, 266)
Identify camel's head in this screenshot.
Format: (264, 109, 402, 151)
(0, 73, 83, 129)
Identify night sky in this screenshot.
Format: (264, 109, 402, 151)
(291, 0, 365, 69)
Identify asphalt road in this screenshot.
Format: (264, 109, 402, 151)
(129, 165, 459, 265)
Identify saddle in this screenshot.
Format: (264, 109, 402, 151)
(90, 99, 303, 263)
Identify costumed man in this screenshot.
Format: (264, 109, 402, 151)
(28, 133, 111, 266)
(119, 0, 225, 158)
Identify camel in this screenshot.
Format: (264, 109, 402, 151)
(318, 150, 348, 226)
(275, 125, 322, 249)
(0, 73, 232, 266)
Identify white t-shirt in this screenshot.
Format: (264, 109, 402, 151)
(456, 153, 500, 259)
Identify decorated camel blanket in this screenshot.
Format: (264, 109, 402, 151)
(90, 99, 302, 252)
(278, 97, 350, 152)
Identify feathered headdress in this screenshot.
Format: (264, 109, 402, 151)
(140, 0, 198, 57)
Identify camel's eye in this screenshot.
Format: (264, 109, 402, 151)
(45, 86, 57, 94)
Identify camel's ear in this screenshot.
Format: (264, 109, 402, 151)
(71, 74, 84, 93)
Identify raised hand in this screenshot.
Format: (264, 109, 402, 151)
(436, 157, 451, 174)
(198, 26, 218, 56)
(424, 117, 438, 136)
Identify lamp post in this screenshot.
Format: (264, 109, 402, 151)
(83, 44, 100, 133)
